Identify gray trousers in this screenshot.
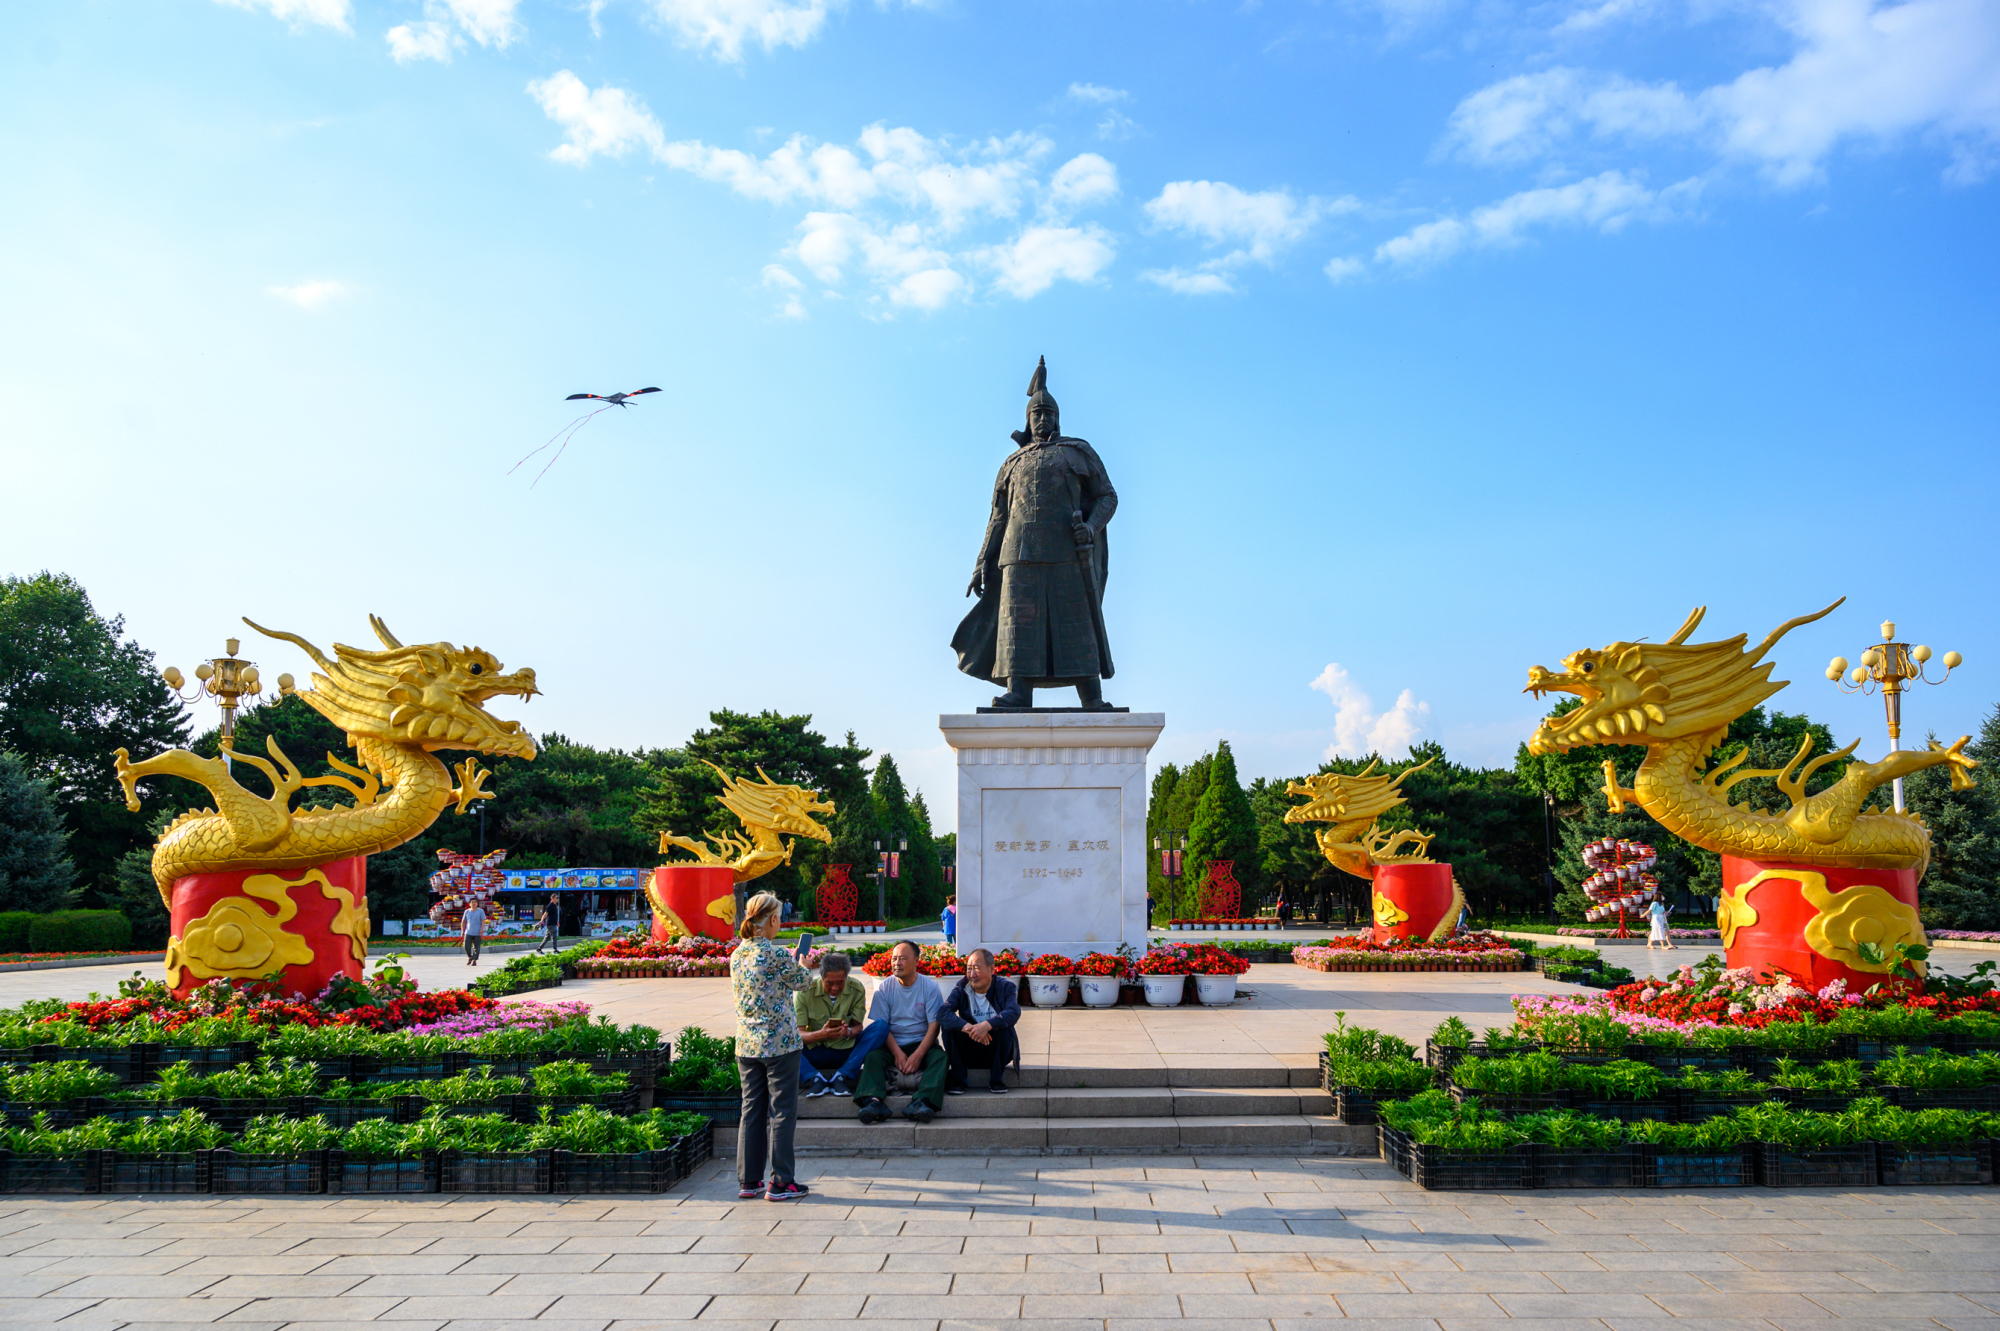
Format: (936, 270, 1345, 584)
(737, 1051, 800, 1189)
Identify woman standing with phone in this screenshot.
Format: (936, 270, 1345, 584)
(731, 891, 814, 1202)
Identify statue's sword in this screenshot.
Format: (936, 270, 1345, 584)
(1071, 508, 1110, 670)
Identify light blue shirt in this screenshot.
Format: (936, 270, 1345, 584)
(869, 973, 944, 1046)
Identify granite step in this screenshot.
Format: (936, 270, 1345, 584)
(794, 1060, 1321, 1091)
(794, 1085, 1331, 1119)
(718, 1115, 1376, 1157)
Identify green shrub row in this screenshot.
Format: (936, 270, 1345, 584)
(1381, 1087, 2000, 1152)
(1428, 1006, 2000, 1055)
(0, 1057, 632, 1105)
(658, 1026, 737, 1094)
(0, 1010, 664, 1058)
(0, 910, 133, 954)
(3, 1105, 709, 1156)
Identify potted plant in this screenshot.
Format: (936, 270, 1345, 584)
(1136, 948, 1192, 1006)
(1074, 952, 1128, 1006)
(1186, 944, 1250, 1005)
(1023, 954, 1075, 1007)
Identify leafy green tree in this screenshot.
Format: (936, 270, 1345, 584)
(1145, 763, 1180, 921)
(905, 789, 946, 919)
(1187, 741, 1259, 912)
(825, 789, 882, 919)
(0, 573, 191, 902)
(1250, 774, 1344, 920)
(0, 750, 77, 912)
(1906, 705, 2000, 930)
(1164, 753, 1210, 918)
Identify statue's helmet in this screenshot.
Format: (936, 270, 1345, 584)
(1025, 355, 1058, 428)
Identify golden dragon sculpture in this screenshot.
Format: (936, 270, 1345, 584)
(1524, 599, 1978, 873)
(117, 615, 539, 905)
(650, 762, 835, 935)
(1284, 756, 1461, 941)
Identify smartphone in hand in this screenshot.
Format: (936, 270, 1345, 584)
(794, 932, 816, 962)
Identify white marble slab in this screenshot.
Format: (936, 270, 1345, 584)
(939, 712, 1164, 959)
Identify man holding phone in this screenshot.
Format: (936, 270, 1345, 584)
(795, 951, 872, 1097)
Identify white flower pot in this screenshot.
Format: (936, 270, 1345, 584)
(1141, 973, 1185, 1006)
(1194, 974, 1238, 1005)
(1079, 976, 1121, 1008)
(1027, 974, 1072, 1007)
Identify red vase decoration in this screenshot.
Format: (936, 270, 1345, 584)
(817, 864, 858, 924)
(1719, 855, 1925, 991)
(648, 864, 737, 942)
(164, 856, 369, 999)
(1371, 862, 1457, 945)
(1198, 860, 1241, 921)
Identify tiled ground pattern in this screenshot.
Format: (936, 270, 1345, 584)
(4, 1155, 1997, 1331)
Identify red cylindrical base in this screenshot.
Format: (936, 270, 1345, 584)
(1372, 862, 1456, 945)
(649, 865, 738, 942)
(1720, 856, 1925, 990)
(166, 856, 369, 999)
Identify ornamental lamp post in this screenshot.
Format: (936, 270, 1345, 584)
(1826, 620, 1963, 813)
(872, 834, 906, 925)
(161, 637, 293, 768)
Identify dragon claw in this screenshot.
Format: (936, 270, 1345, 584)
(451, 758, 494, 813)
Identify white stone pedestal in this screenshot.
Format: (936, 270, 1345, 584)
(939, 712, 1165, 960)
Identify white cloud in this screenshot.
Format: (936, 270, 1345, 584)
(647, 0, 837, 61)
(1372, 170, 1700, 267)
(1445, 0, 2000, 184)
(387, 19, 456, 61)
(1047, 153, 1119, 213)
(1066, 83, 1129, 106)
(762, 264, 806, 318)
(443, 0, 520, 45)
(979, 225, 1116, 297)
(1310, 664, 1432, 761)
(267, 279, 349, 309)
(1144, 180, 1355, 262)
(1140, 266, 1238, 295)
(1323, 255, 1366, 282)
(214, 0, 352, 32)
(528, 72, 666, 165)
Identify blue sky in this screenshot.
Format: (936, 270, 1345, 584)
(3, 0, 1996, 830)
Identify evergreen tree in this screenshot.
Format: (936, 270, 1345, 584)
(1145, 763, 1180, 921)
(0, 750, 77, 912)
(1186, 741, 1259, 913)
(1906, 705, 2000, 930)
(0, 573, 191, 903)
(905, 789, 946, 920)
(870, 756, 917, 918)
(1164, 753, 1210, 918)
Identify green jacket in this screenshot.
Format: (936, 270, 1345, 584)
(794, 977, 867, 1050)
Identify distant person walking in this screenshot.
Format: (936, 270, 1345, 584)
(533, 894, 560, 953)
(460, 902, 486, 966)
(1647, 898, 1675, 951)
(941, 896, 957, 949)
(731, 891, 814, 1203)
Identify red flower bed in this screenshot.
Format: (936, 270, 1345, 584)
(1177, 943, 1250, 976)
(46, 979, 493, 1035)
(1138, 950, 1193, 975)
(1075, 951, 1129, 978)
(860, 945, 1023, 978)
(592, 936, 733, 961)
(1023, 952, 1076, 976)
(1309, 930, 1518, 956)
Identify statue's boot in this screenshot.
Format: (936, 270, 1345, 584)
(992, 678, 1035, 709)
(1076, 677, 1115, 712)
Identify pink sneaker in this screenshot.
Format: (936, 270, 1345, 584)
(765, 1181, 810, 1202)
(737, 1182, 763, 1199)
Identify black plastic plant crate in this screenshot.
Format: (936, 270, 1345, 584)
(31, 1044, 152, 1083)
(1318, 1049, 1333, 1093)
(298, 1055, 362, 1082)
(1571, 1096, 1675, 1124)
(1771, 1087, 1860, 1114)
(0, 1102, 86, 1130)
(552, 1148, 675, 1194)
(0, 1149, 99, 1194)
(202, 1099, 307, 1133)
(1335, 1088, 1388, 1126)
(1641, 1047, 1741, 1073)
(1378, 1125, 1415, 1179)
(302, 1097, 402, 1128)
(588, 1050, 666, 1091)
(209, 1150, 328, 1194)
(1450, 1085, 1572, 1115)
(85, 1097, 187, 1124)
(655, 1094, 739, 1123)
(1936, 1030, 2000, 1057)
(1834, 1035, 1933, 1067)
(1754, 1141, 1878, 1187)
(1637, 1144, 1756, 1188)
(515, 1091, 639, 1121)
(327, 1151, 439, 1193)
(464, 1053, 542, 1078)
(415, 1096, 514, 1123)
(1673, 1090, 1765, 1123)
(1884, 1086, 2000, 1113)
(673, 1121, 715, 1178)
(438, 1149, 552, 1194)
(355, 1052, 468, 1083)
(152, 1042, 260, 1077)
(1423, 1041, 1484, 1073)
(1538, 1145, 1642, 1189)
(1875, 1142, 1993, 1187)
(99, 1150, 213, 1194)
(1410, 1140, 1538, 1191)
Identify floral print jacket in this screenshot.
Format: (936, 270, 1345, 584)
(730, 937, 812, 1059)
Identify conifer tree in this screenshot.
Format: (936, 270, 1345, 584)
(904, 789, 946, 920)
(870, 756, 916, 918)
(1146, 763, 1180, 921)
(1165, 754, 1211, 918)
(0, 749, 77, 912)
(1186, 742, 1259, 914)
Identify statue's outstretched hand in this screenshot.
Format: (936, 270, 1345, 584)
(966, 569, 984, 598)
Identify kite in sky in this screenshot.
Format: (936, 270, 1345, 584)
(510, 387, 661, 485)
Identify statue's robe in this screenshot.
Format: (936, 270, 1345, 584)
(953, 434, 1116, 686)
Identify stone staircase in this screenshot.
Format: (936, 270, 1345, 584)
(717, 1061, 1376, 1157)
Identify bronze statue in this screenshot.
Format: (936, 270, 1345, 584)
(952, 357, 1118, 710)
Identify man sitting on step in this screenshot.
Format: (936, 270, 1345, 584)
(941, 947, 1020, 1095)
(795, 951, 880, 1097)
(854, 939, 947, 1124)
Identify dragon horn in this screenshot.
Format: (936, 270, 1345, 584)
(1387, 753, 1439, 790)
(1749, 598, 1846, 663)
(1355, 758, 1380, 778)
(243, 617, 331, 671)
(370, 615, 404, 650)
(1666, 607, 1707, 645)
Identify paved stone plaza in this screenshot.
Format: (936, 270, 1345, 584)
(4, 1153, 1998, 1330)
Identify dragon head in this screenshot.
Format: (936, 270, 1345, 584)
(246, 615, 539, 760)
(1283, 755, 1434, 829)
(1524, 599, 1844, 756)
(708, 762, 836, 845)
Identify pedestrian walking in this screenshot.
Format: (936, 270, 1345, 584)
(1647, 898, 1675, 951)
(461, 901, 486, 966)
